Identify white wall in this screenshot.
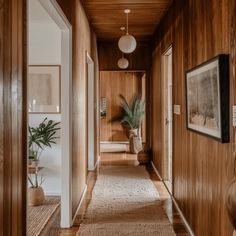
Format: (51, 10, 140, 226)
(29, 3, 62, 195)
(29, 115, 61, 195)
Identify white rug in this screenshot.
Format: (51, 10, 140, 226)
(77, 166, 176, 236)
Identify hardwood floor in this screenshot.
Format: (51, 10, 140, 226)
(43, 153, 190, 236)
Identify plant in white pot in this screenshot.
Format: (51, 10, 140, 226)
(28, 118, 60, 206)
(112, 94, 145, 154)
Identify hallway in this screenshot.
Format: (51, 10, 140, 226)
(44, 154, 189, 235)
(1, 0, 236, 235)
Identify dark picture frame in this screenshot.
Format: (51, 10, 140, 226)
(185, 54, 229, 143)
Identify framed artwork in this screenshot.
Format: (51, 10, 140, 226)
(28, 65, 61, 113)
(186, 54, 229, 143)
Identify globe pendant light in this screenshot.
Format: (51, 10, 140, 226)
(118, 53, 129, 69)
(118, 9, 137, 54)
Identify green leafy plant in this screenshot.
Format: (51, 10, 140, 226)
(28, 118, 61, 161)
(112, 94, 145, 130)
(28, 118, 60, 188)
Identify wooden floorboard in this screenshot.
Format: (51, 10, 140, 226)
(41, 153, 190, 235)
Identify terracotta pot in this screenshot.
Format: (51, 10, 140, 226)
(226, 178, 236, 230)
(28, 186, 45, 206)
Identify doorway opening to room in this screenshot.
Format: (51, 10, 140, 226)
(99, 71, 146, 165)
(162, 46, 173, 193)
(27, 0, 72, 234)
(86, 52, 98, 172)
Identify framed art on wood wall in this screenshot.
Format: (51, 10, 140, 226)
(186, 54, 229, 143)
(28, 65, 61, 113)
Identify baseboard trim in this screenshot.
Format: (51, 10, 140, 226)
(94, 155, 100, 170)
(72, 184, 87, 224)
(88, 155, 100, 171)
(151, 161, 195, 236)
(44, 192, 61, 196)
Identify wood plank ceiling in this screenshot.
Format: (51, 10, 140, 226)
(81, 0, 172, 41)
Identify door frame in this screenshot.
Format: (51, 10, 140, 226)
(31, 0, 73, 227)
(86, 52, 96, 171)
(162, 45, 173, 193)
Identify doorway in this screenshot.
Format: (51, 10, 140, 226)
(86, 52, 96, 171)
(162, 46, 173, 193)
(99, 71, 146, 158)
(27, 0, 72, 232)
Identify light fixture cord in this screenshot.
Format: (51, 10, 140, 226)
(126, 12, 129, 35)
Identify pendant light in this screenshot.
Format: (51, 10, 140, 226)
(118, 9, 137, 54)
(118, 53, 129, 69)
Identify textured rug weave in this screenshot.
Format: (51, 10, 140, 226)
(77, 166, 176, 236)
(27, 197, 60, 236)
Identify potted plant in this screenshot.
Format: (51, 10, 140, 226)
(112, 94, 145, 154)
(28, 118, 60, 206)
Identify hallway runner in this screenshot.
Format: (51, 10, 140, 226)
(77, 166, 176, 236)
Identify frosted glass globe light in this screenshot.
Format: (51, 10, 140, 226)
(118, 34, 137, 53)
(118, 57, 129, 69)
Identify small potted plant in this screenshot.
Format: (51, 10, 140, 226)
(111, 94, 145, 154)
(28, 118, 60, 206)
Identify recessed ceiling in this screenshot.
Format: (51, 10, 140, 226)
(81, 0, 172, 41)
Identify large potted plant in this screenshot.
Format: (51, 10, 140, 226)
(28, 118, 60, 206)
(112, 94, 145, 154)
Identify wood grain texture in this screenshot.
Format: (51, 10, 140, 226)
(0, 0, 27, 235)
(56, 0, 99, 217)
(80, 0, 172, 41)
(98, 42, 152, 148)
(100, 71, 144, 142)
(151, 0, 235, 235)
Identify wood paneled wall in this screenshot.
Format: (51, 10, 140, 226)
(56, 0, 99, 217)
(0, 0, 27, 235)
(98, 41, 151, 71)
(98, 42, 152, 148)
(151, 0, 235, 235)
(100, 71, 144, 142)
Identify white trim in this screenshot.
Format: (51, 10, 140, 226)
(151, 161, 195, 236)
(39, 0, 72, 30)
(72, 185, 88, 224)
(44, 192, 61, 196)
(86, 52, 96, 171)
(88, 155, 100, 171)
(38, 0, 73, 228)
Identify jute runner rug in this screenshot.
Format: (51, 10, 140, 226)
(77, 166, 176, 236)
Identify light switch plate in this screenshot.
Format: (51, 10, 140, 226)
(233, 105, 236, 127)
(174, 105, 181, 115)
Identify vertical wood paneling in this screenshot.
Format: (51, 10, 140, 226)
(0, 0, 27, 235)
(151, 0, 235, 235)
